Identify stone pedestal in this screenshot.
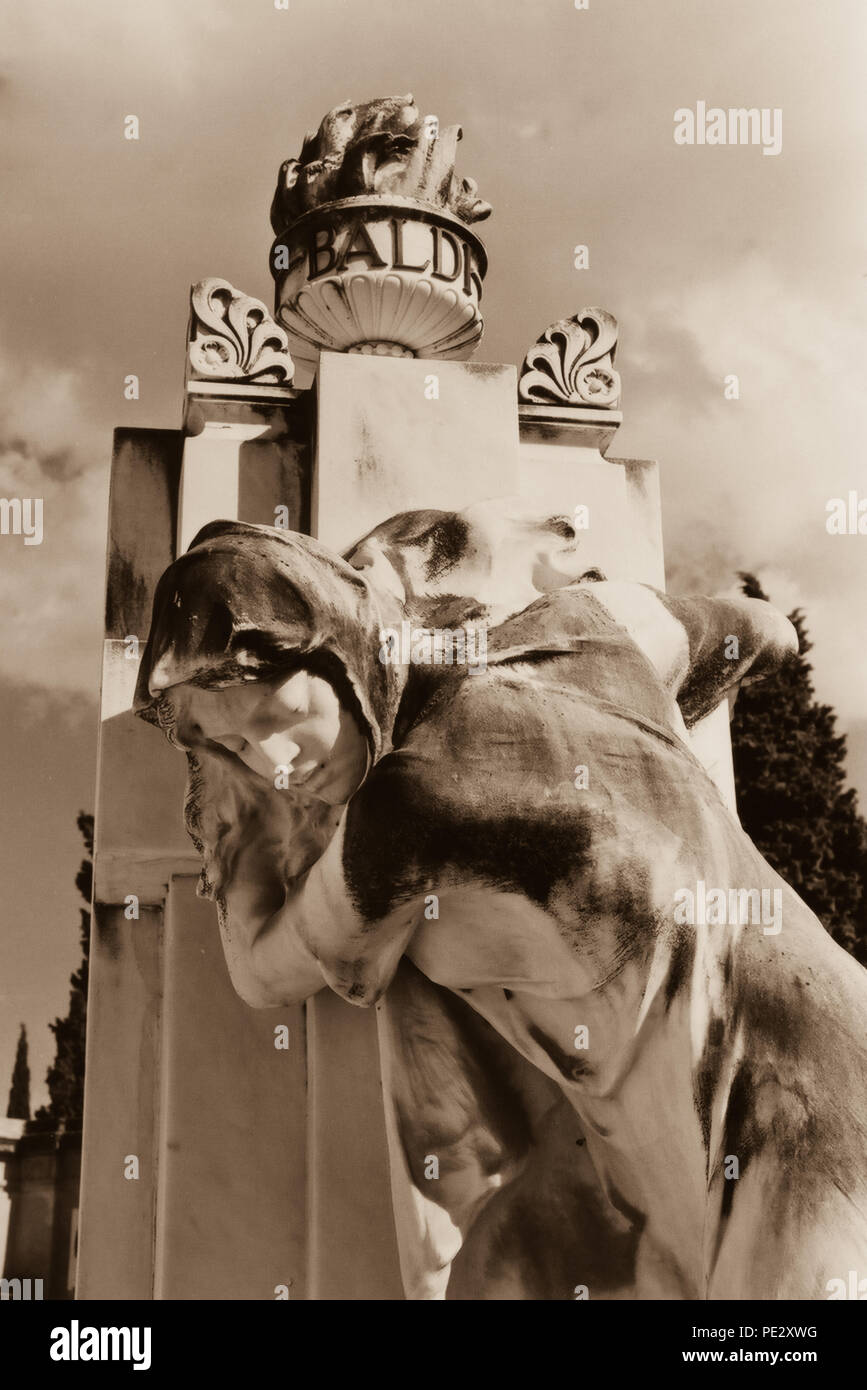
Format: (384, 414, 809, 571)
(80, 394, 312, 1301)
(314, 354, 519, 548)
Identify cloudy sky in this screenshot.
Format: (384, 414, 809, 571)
(1, 0, 865, 1107)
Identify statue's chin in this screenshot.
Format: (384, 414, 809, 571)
(241, 705, 370, 807)
(293, 721, 370, 806)
(285, 762, 357, 806)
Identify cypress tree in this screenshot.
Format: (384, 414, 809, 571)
(30, 812, 93, 1133)
(6, 1023, 31, 1121)
(731, 575, 867, 964)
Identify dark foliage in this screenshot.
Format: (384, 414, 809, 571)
(731, 575, 867, 964)
(28, 812, 92, 1134)
(6, 1024, 30, 1121)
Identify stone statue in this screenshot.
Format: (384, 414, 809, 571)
(135, 504, 867, 1300)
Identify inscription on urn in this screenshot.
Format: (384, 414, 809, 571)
(269, 96, 491, 361)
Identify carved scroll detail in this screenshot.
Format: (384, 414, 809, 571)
(518, 308, 621, 409)
(188, 278, 295, 385)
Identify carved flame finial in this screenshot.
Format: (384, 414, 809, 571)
(518, 308, 621, 409)
(188, 279, 295, 385)
(269, 94, 491, 236)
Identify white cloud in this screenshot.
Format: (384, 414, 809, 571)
(0, 348, 109, 692)
(623, 254, 867, 724)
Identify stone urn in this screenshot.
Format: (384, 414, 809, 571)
(268, 96, 491, 362)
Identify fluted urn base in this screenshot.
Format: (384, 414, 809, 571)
(270, 197, 487, 362)
(347, 341, 414, 358)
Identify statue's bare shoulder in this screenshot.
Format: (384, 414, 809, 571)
(587, 579, 798, 724)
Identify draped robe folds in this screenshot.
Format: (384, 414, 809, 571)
(135, 519, 867, 1302)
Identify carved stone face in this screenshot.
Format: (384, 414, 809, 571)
(171, 669, 370, 806)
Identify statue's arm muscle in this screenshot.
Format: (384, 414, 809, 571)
(217, 830, 327, 1009)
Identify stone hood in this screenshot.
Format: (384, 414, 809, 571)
(133, 519, 403, 763)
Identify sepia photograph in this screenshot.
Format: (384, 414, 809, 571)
(1, 0, 865, 1358)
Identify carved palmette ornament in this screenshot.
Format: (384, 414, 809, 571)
(518, 308, 621, 409)
(188, 278, 295, 384)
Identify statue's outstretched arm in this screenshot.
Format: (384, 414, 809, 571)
(588, 581, 798, 724)
(196, 759, 416, 1011)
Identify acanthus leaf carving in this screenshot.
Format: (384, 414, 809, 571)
(518, 307, 621, 409)
(188, 278, 295, 385)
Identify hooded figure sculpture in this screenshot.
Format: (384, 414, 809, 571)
(135, 508, 867, 1301)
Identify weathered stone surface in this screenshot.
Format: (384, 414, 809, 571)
(314, 354, 519, 552)
(77, 902, 164, 1299)
(82, 420, 314, 1301)
(153, 878, 306, 1300)
(188, 279, 295, 386)
(269, 95, 491, 234)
